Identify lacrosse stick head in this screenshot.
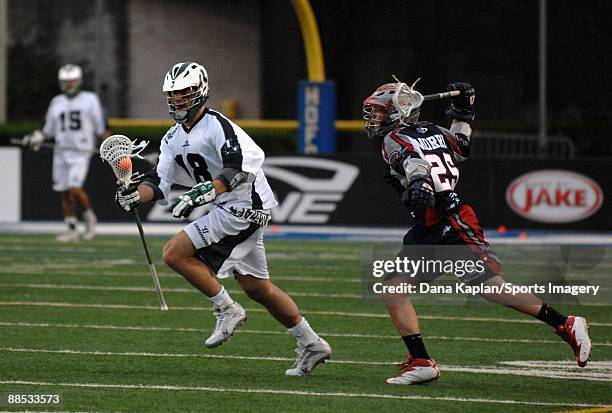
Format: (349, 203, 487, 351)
(362, 76, 425, 139)
(100, 135, 149, 188)
(392, 76, 424, 126)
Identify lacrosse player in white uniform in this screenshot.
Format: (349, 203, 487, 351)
(23, 64, 109, 242)
(115, 62, 331, 376)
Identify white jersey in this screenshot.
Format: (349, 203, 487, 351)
(152, 108, 277, 210)
(42, 91, 106, 153)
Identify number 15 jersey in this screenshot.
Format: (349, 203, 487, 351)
(152, 108, 277, 210)
(43, 91, 107, 152)
(381, 121, 471, 218)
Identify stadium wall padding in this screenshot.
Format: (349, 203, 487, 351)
(20, 151, 610, 231)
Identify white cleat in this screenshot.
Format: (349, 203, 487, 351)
(83, 210, 97, 241)
(556, 315, 592, 367)
(285, 338, 332, 376)
(204, 302, 247, 348)
(386, 356, 440, 385)
(56, 230, 80, 243)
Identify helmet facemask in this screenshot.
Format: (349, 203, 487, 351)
(363, 103, 396, 139)
(58, 64, 83, 97)
(162, 62, 209, 124)
(362, 77, 424, 139)
(164, 85, 205, 124)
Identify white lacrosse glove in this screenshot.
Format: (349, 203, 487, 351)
(169, 182, 216, 218)
(22, 130, 45, 151)
(115, 185, 141, 212)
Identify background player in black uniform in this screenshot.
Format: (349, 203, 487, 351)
(362, 79, 592, 384)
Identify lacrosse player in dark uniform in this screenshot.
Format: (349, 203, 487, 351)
(362, 79, 592, 384)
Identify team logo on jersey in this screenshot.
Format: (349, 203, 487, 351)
(163, 126, 178, 144)
(506, 170, 603, 223)
(388, 150, 401, 164)
(416, 127, 428, 134)
(263, 157, 359, 224)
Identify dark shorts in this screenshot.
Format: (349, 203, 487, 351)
(400, 204, 501, 283)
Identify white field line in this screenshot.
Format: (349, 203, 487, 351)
(0, 283, 362, 299)
(0, 411, 122, 413)
(5, 321, 610, 348)
(2, 282, 610, 304)
(4, 268, 611, 287)
(0, 270, 363, 283)
(1, 380, 609, 408)
(0, 348, 611, 384)
(0, 411, 126, 413)
(500, 360, 612, 370)
(0, 300, 611, 327)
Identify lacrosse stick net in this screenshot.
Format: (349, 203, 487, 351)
(100, 135, 149, 189)
(392, 76, 424, 126)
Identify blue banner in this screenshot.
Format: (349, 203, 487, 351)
(297, 81, 336, 154)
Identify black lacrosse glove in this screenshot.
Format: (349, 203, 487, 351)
(115, 184, 140, 212)
(445, 81, 476, 122)
(402, 178, 435, 211)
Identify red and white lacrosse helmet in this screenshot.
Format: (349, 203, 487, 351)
(363, 78, 423, 139)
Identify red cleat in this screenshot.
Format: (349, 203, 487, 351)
(386, 355, 440, 385)
(556, 315, 592, 367)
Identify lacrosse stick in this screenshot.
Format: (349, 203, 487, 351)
(100, 135, 168, 311)
(391, 75, 460, 125)
(10, 138, 100, 154)
(423, 90, 460, 101)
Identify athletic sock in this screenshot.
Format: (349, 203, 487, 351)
(536, 303, 568, 328)
(288, 317, 320, 347)
(83, 209, 96, 220)
(402, 334, 430, 360)
(209, 286, 233, 309)
(65, 216, 77, 231)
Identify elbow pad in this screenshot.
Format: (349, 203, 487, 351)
(216, 167, 252, 191)
(402, 157, 431, 184)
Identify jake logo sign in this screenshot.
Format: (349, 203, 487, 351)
(506, 170, 603, 223)
(263, 157, 359, 224)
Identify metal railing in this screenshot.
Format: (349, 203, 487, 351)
(470, 131, 575, 159)
(106, 118, 577, 159)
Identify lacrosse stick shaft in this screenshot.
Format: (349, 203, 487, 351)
(133, 207, 169, 311)
(10, 138, 100, 154)
(423, 90, 460, 101)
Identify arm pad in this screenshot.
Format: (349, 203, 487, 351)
(216, 167, 252, 191)
(140, 168, 164, 202)
(402, 157, 431, 184)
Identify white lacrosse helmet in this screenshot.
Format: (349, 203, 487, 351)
(58, 64, 83, 97)
(162, 62, 209, 124)
(362, 77, 423, 139)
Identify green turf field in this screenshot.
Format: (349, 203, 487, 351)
(0, 234, 610, 412)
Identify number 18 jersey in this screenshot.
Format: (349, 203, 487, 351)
(152, 108, 277, 210)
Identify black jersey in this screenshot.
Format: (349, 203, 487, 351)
(381, 121, 471, 223)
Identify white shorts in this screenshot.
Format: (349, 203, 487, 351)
(184, 206, 269, 279)
(52, 151, 91, 191)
